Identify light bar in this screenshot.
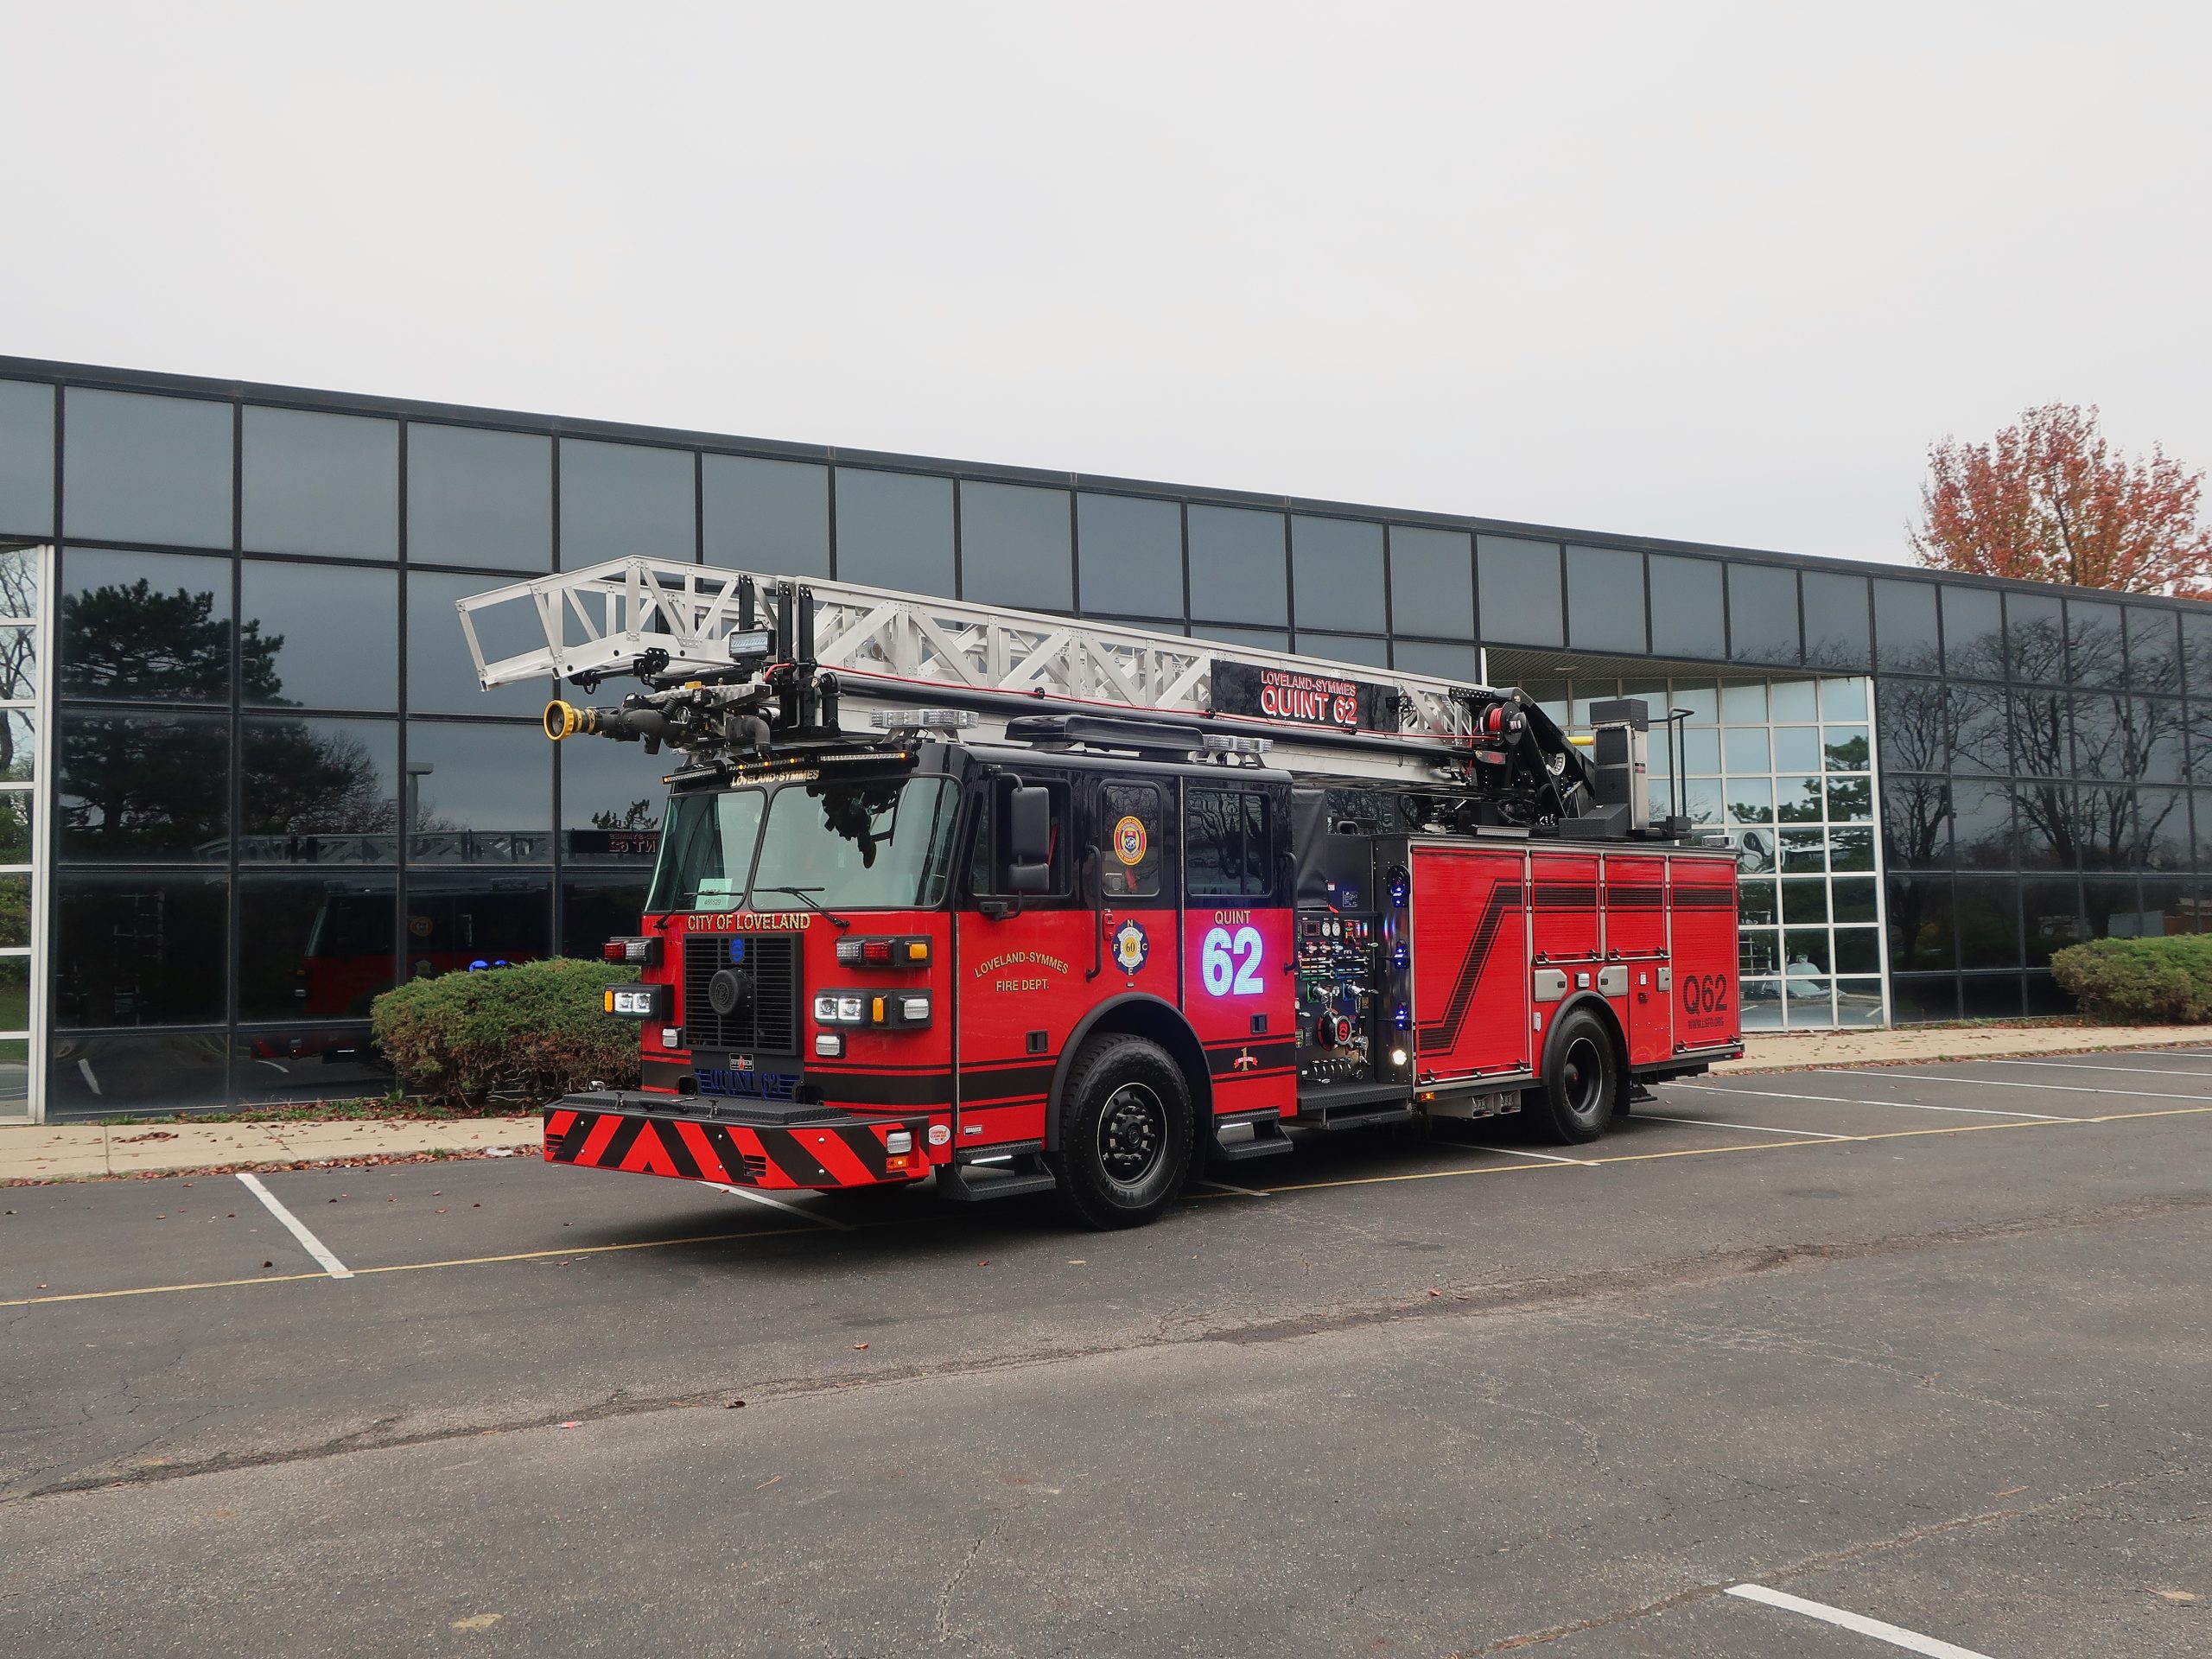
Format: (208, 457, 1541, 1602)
(1202, 733, 1274, 753)
(725, 626, 772, 664)
(868, 709, 979, 731)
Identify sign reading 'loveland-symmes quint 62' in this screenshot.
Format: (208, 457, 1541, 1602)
(1210, 661, 1394, 734)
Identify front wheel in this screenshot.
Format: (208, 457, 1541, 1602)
(1528, 1007, 1618, 1145)
(1048, 1034, 1194, 1230)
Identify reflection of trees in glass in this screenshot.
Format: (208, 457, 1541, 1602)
(1776, 778, 1827, 823)
(592, 799, 658, 830)
(62, 578, 275, 701)
(243, 724, 397, 842)
(1822, 732, 1870, 771)
(0, 548, 36, 707)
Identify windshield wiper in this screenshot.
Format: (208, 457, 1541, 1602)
(751, 885, 853, 931)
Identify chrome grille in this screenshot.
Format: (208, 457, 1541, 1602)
(683, 934, 800, 1056)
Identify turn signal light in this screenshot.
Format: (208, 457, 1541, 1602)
(836, 935, 931, 967)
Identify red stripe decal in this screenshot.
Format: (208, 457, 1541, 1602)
(676, 1118, 728, 1182)
(575, 1114, 621, 1168)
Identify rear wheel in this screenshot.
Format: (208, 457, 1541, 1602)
(1049, 1033, 1193, 1229)
(1529, 1007, 1618, 1145)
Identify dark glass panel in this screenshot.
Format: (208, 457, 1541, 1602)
(1187, 505, 1287, 626)
(2139, 878, 2207, 939)
(1833, 927, 1881, 975)
(54, 872, 228, 1027)
(60, 388, 233, 549)
(2024, 972, 2071, 1015)
(1291, 516, 1384, 635)
(2067, 598, 2126, 689)
(2134, 697, 2187, 784)
(1887, 874, 1955, 969)
(2082, 876, 2143, 941)
(2075, 785, 2137, 870)
(702, 454, 829, 576)
(60, 548, 232, 703)
(400, 871, 552, 976)
(1393, 639, 1480, 679)
(0, 874, 28, 947)
(0, 710, 33, 785)
(1875, 774, 1946, 871)
(1829, 825, 1875, 872)
(405, 423, 550, 570)
(1565, 544, 1644, 653)
(1739, 928, 1779, 977)
(232, 1028, 385, 1107)
(962, 480, 1073, 613)
(1738, 879, 1778, 925)
(1999, 588, 2063, 683)
(558, 439, 694, 568)
(1294, 632, 1389, 669)
(241, 406, 397, 560)
(1831, 875, 1878, 923)
(1781, 878, 1827, 924)
(405, 569, 548, 718)
(2126, 607, 2183, 693)
(48, 1032, 229, 1120)
(404, 721, 552, 863)
(2022, 878, 2083, 965)
(562, 874, 650, 959)
(1077, 494, 1181, 620)
(1476, 537, 1562, 648)
(0, 624, 34, 705)
(1191, 622, 1288, 653)
(1726, 563, 1800, 664)
(240, 716, 398, 862)
(240, 561, 397, 710)
(0, 791, 30, 862)
(1874, 677, 1948, 774)
(2194, 791, 2212, 871)
(835, 468, 953, 595)
(1872, 579, 1941, 672)
(1386, 526, 1471, 641)
(2184, 613, 2212, 700)
(1779, 828, 1825, 872)
(2007, 687, 2069, 777)
(1949, 781, 2012, 868)
(560, 739, 664, 867)
(1647, 555, 1726, 658)
(1960, 975, 2024, 1019)
(238, 873, 397, 1021)
(1889, 974, 1959, 1023)
(1800, 570, 1871, 670)
(1825, 775, 1872, 822)
(1782, 927, 1830, 974)
(0, 379, 54, 536)
(2188, 702, 2212, 785)
(1940, 585, 2005, 679)
(1953, 878, 2022, 969)
(2135, 787, 2190, 872)
(2010, 779, 2080, 871)
(57, 709, 228, 861)
(1948, 681, 2008, 774)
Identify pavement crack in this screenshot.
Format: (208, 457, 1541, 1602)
(934, 1512, 1005, 1645)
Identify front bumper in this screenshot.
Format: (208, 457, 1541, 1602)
(543, 1091, 929, 1190)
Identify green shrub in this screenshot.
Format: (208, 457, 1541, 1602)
(2048, 935, 2212, 1025)
(372, 957, 641, 1109)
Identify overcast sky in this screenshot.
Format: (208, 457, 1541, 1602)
(8, 3, 2208, 567)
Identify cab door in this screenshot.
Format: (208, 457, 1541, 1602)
(1180, 781, 1296, 1121)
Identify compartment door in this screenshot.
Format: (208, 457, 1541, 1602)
(1408, 845, 1530, 1082)
(1603, 853, 1672, 1067)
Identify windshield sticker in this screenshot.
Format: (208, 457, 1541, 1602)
(1112, 918, 1151, 974)
(1111, 814, 1148, 868)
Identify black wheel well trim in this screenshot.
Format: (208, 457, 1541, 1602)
(1541, 992, 1627, 1088)
(1045, 994, 1213, 1153)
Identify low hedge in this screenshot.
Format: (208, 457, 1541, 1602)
(2049, 935, 2212, 1025)
(372, 957, 640, 1109)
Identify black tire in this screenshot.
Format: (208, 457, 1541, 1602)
(1047, 1033, 1194, 1230)
(1528, 1007, 1618, 1145)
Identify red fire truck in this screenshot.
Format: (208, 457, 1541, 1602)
(460, 564, 1740, 1228)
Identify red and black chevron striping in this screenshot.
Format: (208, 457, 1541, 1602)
(543, 1102, 918, 1190)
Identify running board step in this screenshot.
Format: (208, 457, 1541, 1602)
(1209, 1118, 1295, 1164)
(935, 1153, 1058, 1202)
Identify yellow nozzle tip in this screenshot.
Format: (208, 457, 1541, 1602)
(545, 701, 579, 741)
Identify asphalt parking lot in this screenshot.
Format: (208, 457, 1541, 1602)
(3, 1051, 2208, 1657)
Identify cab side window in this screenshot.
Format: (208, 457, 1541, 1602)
(1098, 783, 1163, 899)
(1186, 787, 1274, 899)
(967, 778, 1073, 899)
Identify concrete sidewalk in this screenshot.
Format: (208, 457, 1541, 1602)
(3, 1022, 2209, 1182)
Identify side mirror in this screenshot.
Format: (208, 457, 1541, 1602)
(1002, 785, 1052, 893)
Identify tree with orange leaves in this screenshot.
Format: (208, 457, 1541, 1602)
(1910, 404, 2212, 596)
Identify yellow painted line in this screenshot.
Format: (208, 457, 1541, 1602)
(4, 1105, 2205, 1309)
(0, 1224, 815, 1308)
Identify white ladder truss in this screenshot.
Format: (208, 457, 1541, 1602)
(457, 556, 1496, 760)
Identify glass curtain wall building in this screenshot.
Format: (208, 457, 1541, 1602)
(2, 356, 2208, 1118)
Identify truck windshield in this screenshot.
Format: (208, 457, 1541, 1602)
(645, 777, 960, 913)
(751, 776, 960, 911)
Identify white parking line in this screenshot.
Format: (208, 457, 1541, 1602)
(702, 1183, 855, 1230)
(1466, 1146, 1592, 1165)
(1198, 1178, 1270, 1198)
(1834, 1068, 2212, 1105)
(1726, 1584, 1995, 1658)
(1637, 1112, 1852, 1140)
(1669, 1081, 2080, 1122)
(235, 1173, 354, 1280)
(1985, 1058, 2212, 1079)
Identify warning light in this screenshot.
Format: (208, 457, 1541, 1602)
(1391, 1048, 1409, 1067)
(1394, 1003, 1411, 1030)
(728, 938, 747, 964)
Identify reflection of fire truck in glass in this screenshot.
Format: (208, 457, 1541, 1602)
(460, 565, 1740, 1229)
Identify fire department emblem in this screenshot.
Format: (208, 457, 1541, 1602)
(1111, 918, 1150, 974)
(1112, 815, 1148, 867)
